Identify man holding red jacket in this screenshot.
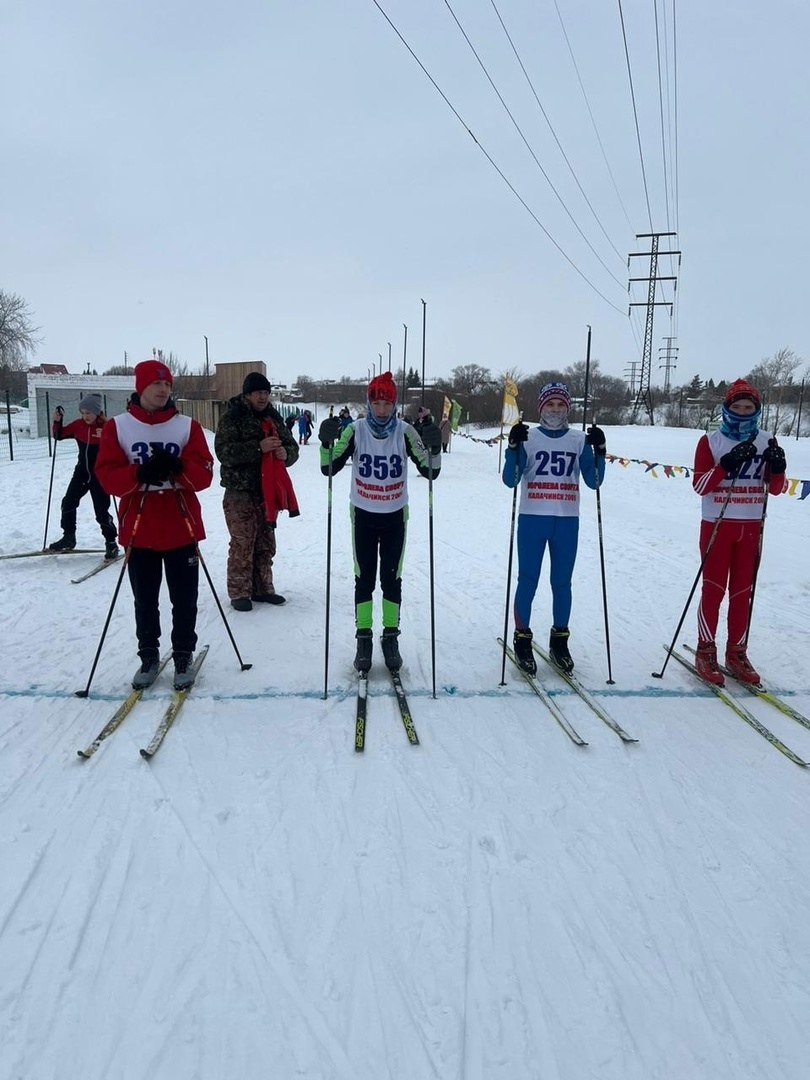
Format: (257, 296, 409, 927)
(95, 359, 214, 690)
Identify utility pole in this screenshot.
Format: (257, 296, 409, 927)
(628, 232, 681, 424)
(658, 336, 678, 396)
(203, 335, 210, 380)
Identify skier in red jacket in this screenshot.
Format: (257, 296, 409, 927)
(691, 378, 787, 686)
(47, 394, 119, 558)
(95, 360, 214, 690)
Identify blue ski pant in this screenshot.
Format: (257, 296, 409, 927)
(513, 514, 579, 631)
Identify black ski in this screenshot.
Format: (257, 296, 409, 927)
(77, 654, 172, 759)
(499, 638, 587, 746)
(532, 642, 638, 743)
(140, 646, 210, 759)
(389, 669, 420, 745)
(355, 672, 368, 752)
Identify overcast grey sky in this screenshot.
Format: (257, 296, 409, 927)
(4, 0, 809, 388)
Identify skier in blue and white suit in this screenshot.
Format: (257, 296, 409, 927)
(502, 382, 606, 676)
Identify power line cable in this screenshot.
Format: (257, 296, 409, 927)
(653, 0, 672, 234)
(441, 0, 624, 290)
(617, 0, 654, 232)
(552, 0, 636, 236)
(369, 0, 626, 314)
(487, 0, 626, 266)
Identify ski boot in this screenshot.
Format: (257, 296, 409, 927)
(381, 628, 402, 672)
(725, 646, 760, 685)
(132, 652, 160, 690)
(173, 653, 196, 691)
(104, 541, 120, 560)
(354, 629, 373, 673)
(230, 597, 253, 612)
(513, 629, 537, 676)
(694, 641, 724, 686)
(48, 533, 76, 552)
(548, 626, 574, 674)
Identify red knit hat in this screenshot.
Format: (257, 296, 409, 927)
(724, 378, 760, 408)
(135, 359, 174, 396)
(367, 371, 397, 404)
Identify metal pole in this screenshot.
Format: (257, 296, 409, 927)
(796, 379, 805, 440)
(387, 342, 392, 372)
(5, 390, 13, 462)
(420, 299, 427, 407)
(46, 391, 52, 457)
(323, 447, 334, 699)
(401, 324, 408, 413)
(581, 325, 592, 430)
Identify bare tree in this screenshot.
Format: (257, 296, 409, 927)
(747, 347, 803, 431)
(0, 290, 41, 370)
(450, 363, 495, 396)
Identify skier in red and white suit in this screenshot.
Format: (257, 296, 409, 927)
(96, 359, 214, 688)
(691, 378, 787, 686)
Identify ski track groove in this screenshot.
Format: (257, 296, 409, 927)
(137, 732, 359, 1080)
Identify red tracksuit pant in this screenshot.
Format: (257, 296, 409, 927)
(698, 518, 760, 648)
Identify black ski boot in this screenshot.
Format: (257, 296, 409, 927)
(381, 628, 402, 672)
(513, 629, 537, 675)
(104, 541, 120, 560)
(132, 652, 160, 690)
(549, 626, 574, 674)
(49, 533, 76, 552)
(354, 629, 373, 673)
(173, 653, 195, 691)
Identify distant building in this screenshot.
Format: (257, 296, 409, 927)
(28, 363, 69, 376)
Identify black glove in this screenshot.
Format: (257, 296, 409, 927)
(762, 439, 787, 476)
(420, 422, 442, 453)
(719, 439, 757, 473)
(508, 422, 529, 448)
(137, 449, 183, 485)
(587, 425, 607, 456)
(319, 416, 342, 448)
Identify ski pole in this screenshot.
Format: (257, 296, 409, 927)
(323, 446, 333, 700)
(76, 488, 149, 698)
(427, 447, 437, 699)
(593, 478, 615, 684)
(744, 449, 774, 645)
(499, 432, 523, 686)
(587, 419, 614, 684)
(653, 478, 737, 680)
(42, 405, 63, 549)
(173, 487, 252, 672)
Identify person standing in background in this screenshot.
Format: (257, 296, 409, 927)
(47, 394, 119, 559)
(439, 413, 452, 453)
(215, 373, 300, 612)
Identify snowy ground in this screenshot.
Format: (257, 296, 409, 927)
(1, 422, 809, 1080)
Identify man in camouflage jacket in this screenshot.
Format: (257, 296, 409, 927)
(214, 373, 299, 610)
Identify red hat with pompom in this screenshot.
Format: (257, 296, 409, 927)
(367, 371, 397, 404)
(724, 378, 760, 407)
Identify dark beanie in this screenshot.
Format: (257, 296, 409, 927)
(243, 372, 272, 394)
(79, 393, 103, 415)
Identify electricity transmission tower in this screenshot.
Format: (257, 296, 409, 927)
(628, 233, 681, 423)
(658, 337, 678, 395)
